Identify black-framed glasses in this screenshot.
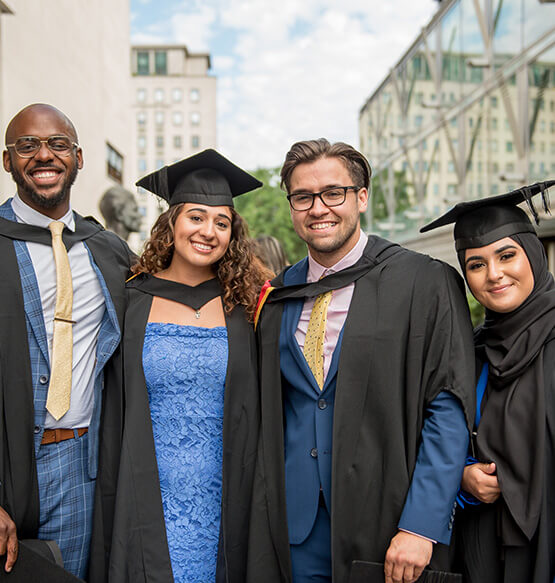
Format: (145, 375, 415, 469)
(6, 135, 79, 158)
(287, 186, 360, 211)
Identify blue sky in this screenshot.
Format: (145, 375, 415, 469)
(131, 0, 439, 170)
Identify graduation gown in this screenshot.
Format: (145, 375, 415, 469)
(0, 214, 131, 542)
(93, 275, 260, 583)
(247, 236, 475, 583)
(455, 332, 555, 583)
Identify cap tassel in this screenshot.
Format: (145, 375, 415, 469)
(540, 182, 551, 217)
(522, 185, 540, 224)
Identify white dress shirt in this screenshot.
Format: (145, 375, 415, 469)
(295, 231, 368, 382)
(12, 194, 105, 429)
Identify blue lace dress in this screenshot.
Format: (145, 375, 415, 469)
(142, 322, 228, 582)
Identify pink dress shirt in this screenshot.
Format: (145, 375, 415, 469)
(295, 231, 368, 382)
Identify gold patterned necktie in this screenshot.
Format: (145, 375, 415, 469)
(46, 221, 73, 420)
(303, 287, 332, 390)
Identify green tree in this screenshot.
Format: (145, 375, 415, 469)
(369, 169, 411, 225)
(235, 167, 306, 264)
(467, 293, 485, 328)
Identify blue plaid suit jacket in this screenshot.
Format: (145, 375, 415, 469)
(0, 199, 120, 479)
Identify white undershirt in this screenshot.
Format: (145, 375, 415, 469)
(12, 194, 105, 429)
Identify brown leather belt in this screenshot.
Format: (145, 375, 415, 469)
(41, 427, 88, 445)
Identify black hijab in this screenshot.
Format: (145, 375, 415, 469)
(461, 231, 555, 544)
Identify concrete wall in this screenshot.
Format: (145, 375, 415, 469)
(0, 0, 133, 220)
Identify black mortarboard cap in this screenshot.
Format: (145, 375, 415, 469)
(420, 180, 554, 251)
(135, 149, 262, 207)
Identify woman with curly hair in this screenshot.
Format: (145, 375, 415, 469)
(94, 150, 270, 583)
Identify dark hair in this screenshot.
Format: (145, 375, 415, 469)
(280, 138, 372, 192)
(132, 203, 272, 320)
(254, 235, 289, 276)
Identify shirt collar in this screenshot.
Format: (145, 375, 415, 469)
(307, 231, 368, 283)
(12, 193, 75, 232)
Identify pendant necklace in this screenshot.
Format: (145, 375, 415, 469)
(195, 308, 201, 319)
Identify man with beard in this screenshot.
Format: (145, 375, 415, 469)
(0, 104, 131, 579)
(248, 139, 475, 583)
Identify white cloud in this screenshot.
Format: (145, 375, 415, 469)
(133, 0, 440, 168)
(169, 6, 217, 51)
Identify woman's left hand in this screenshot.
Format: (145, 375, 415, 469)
(461, 462, 501, 503)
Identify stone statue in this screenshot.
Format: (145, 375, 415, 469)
(99, 185, 143, 241)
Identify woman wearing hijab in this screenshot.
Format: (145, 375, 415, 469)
(92, 150, 271, 583)
(420, 181, 555, 583)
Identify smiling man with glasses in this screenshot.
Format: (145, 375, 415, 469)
(249, 139, 476, 583)
(0, 104, 132, 580)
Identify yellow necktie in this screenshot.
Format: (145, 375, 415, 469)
(303, 290, 332, 390)
(46, 221, 73, 421)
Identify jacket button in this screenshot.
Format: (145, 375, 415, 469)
(318, 399, 327, 410)
(39, 375, 49, 385)
(310, 448, 318, 458)
(34, 425, 41, 434)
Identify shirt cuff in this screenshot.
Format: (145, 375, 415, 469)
(398, 529, 436, 544)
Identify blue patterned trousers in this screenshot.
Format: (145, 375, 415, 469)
(36, 430, 95, 579)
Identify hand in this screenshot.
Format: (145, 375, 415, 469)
(0, 506, 17, 572)
(384, 531, 433, 583)
(461, 462, 501, 503)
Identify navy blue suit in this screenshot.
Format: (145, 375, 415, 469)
(280, 256, 468, 578)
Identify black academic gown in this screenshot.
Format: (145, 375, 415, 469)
(0, 214, 131, 544)
(455, 333, 555, 583)
(93, 276, 260, 583)
(247, 236, 475, 583)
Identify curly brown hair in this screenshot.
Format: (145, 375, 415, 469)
(132, 203, 272, 321)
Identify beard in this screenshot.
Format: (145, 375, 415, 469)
(10, 159, 78, 210)
(301, 215, 359, 255)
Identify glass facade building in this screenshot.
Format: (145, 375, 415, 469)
(359, 0, 555, 269)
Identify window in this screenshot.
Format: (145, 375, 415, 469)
(491, 96, 498, 108)
(477, 183, 483, 196)
(190, 88, 200, 103)
(138, 158, 147, 173)
(172, 112, 183, 126)
(492, 162, 499, 173)
(172, 88, 183, 102)
(490, 140, 498, 152)
(155, 158, 164, 169)
(190, 112, 201, 126)
(506, 162, 515, 172)
(414, 115, 423, 128)
(137, 88, 146, 103)
(138, 136, 146, 151)
(155, 111, 165, 126)
(506, 141, 513, 152)
(155, 51, 167, 75)
(137, 51, 149, 75)
(174, 135, 182, 148)
(491, 118, 498, 130)
(448, 161, 455, 173)
(156, 135, 164, 149)
(447, 184, 457, 195)
(469, 117, 473, 128)
(137, 111, 146, 126)
(491, 184, 499, 194)
(106, 143, 123, 184)
(191, 135, 200, 149)
(154, 88, 164, 103)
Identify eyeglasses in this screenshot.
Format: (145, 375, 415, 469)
(287, 186, 360, 211)
(6, 135, 78, 158)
